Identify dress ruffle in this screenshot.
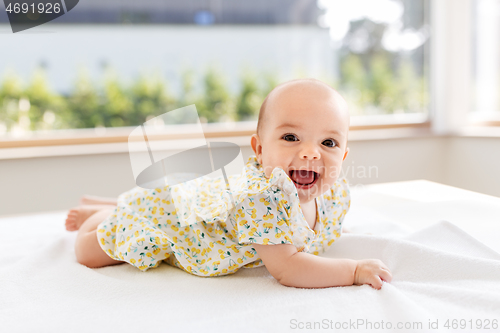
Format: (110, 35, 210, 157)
(167, 159, 299, 224)
(167, 158, 319, 251)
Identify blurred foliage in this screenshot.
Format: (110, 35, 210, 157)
(195, 67, 233, 123)
(0, 55, 428, 134)
(339, 53, 427, 116)
(66, 70, 101, 129)
(236, 71, 263, 121)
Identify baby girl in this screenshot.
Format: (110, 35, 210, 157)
(65, 78, 392, 289)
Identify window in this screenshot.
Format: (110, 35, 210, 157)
(471, 0, 500, 123)
(0, 0, 430, 142)
(319, 0, 430, 123)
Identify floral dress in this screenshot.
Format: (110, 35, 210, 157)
(97, 156, 351, 277)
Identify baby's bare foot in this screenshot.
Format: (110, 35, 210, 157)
(79, 195, 118, 206)
(65, 205, 115, 231)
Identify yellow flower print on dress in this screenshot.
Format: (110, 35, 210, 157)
(97, 156, 351, 276)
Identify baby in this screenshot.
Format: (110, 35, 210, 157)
(65, 78, 392, 289)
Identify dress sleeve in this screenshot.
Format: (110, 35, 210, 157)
(234, 189, 295, 246)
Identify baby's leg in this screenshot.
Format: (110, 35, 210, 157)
(73, 207, 124, 268)
(79, 195, 118, 206)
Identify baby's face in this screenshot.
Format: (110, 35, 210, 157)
(251, 82, 349, 204)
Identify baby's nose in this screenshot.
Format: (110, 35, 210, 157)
(299, 144, 320, 160)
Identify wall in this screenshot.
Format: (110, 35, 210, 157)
(344, 136, 446, 186)
(444, 136, 500, 197)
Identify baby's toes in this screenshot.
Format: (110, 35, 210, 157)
(65, 219, 76, 231)
(65, 211, 77, 231)
(65, 222, 75, 231)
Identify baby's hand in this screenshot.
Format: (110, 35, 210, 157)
(353, 259, 392, 290)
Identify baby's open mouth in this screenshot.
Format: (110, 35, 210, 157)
(289, 170, 319, 189)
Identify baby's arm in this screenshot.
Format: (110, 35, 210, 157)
(253, 244, 392, 289)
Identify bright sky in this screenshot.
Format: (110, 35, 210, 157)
(317, 0, 427, 52)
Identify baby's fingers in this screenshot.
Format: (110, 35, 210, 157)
(369, 275, 384, 290)
(379, 268, 392, 283)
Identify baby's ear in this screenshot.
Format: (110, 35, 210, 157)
(342, 147, 350, 161)
(251, 134, 263, 164)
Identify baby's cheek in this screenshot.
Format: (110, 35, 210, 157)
(327, 165, 342, 181)
(320, 175, 338, 192)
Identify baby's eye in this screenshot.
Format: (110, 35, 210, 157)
(282, 134, 298, 142)
(322, 139, 337, 148)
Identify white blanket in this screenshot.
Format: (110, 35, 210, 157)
(1, 210, 500, 333)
